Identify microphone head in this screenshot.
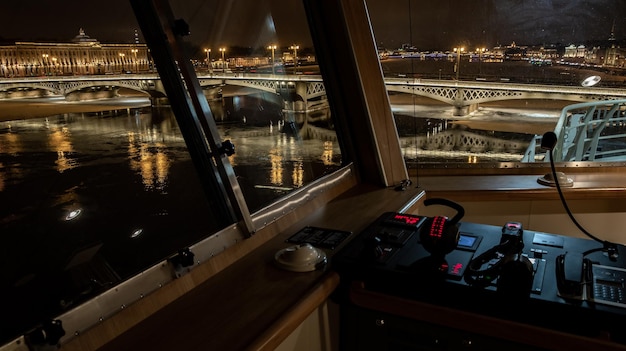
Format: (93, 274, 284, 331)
(541, 132, 557, 150)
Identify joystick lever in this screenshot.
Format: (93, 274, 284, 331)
(365, 236, 384, 261)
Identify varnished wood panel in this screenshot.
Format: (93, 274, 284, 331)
(62, 180, 424, 351)
(349, 282, 626, 351)
(419, 173, 626, 201)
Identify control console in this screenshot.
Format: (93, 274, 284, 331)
(333, 210, 626, 343)
(335, 212, 541, 295)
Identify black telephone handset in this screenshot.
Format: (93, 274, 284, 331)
(556, 252, 588, 299)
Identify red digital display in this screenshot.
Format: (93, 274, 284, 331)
(450, 263, 464, 276)
(429, 216, 447, 239)
(390, 214, 422, 226)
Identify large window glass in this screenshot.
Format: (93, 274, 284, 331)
(366, 0, 626, 166)
(0, 0, 341, 345)
(170, 1, 342, 211)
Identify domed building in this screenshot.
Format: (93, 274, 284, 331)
(0, 29, 149, 77)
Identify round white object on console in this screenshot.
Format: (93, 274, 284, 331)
(274, 243, 327, 272)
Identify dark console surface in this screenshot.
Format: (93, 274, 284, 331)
(333, 212, 626, 346)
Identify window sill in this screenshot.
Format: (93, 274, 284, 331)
(417, 171, 626, 201)
(64, 180, 425, 351)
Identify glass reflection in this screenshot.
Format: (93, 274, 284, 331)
(366, 0, 626, 164)
(65, 209, 82, 221)
(209, 91, 341, 210)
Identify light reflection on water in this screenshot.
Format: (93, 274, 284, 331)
(0, 103, 342, 344)
(0, 106, 342, 207)
(48, 126, 78, 173)
(127, 133, 170, 191)
(392, 103, 558, 163)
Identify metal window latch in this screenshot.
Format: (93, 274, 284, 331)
(169, 248, 195, 278)
(218, 140, 235, 156)
(26, 319, 66, 348)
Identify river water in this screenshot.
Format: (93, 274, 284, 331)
(0, 94, 342, 343)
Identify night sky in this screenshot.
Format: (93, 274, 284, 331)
(369, 0, 626, 49)
(0, 0, 624, 51)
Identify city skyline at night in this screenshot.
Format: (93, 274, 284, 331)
(0, 1, 625, 52)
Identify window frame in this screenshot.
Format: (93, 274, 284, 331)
(1, 0, 409, 348)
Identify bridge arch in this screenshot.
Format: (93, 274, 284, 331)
(385, 82, 616, 106)
(386, 84, 458, 105)
(2, 75, 625, 116)
(0, 81, 62, 96)
(0, 78, 166, 100)
(198, 77, 326, 115)
(60, 79, 161, 98)
(198, 77, 326, 100)
(385, 80, 626, 116)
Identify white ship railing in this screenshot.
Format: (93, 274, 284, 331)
(522, 99, 626, 162)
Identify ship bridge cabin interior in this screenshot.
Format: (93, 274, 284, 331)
(3, 0, 626, 350)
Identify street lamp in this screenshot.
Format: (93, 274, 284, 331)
(476, 47, 486, 76)
(119, 53, 126, 73)
(453, 47, 464, 80)
(204, 48, 212, 73)
(290, 45, 299, 73)
(219, 47, 226, 72)
(267, 45, 277, 75)
(42, 54, 49, 75)
(131, 49, 138, 73)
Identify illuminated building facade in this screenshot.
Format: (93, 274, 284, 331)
(0, 29, 149, 77)
(604, 44, 626, 67)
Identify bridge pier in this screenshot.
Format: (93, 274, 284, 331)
(150, 97, 170, 107)
(65, 89, 118, 101)
(453, 103, 479, 116)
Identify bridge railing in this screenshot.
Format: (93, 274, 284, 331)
(523, 99, 626, 162)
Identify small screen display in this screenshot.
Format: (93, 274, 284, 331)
(458, 235, 477, 248)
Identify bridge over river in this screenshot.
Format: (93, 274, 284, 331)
(2, 74, 626, 117)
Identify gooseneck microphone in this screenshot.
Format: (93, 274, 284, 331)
(540, 130, 558, 150)
(541, 131, 619, 260)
